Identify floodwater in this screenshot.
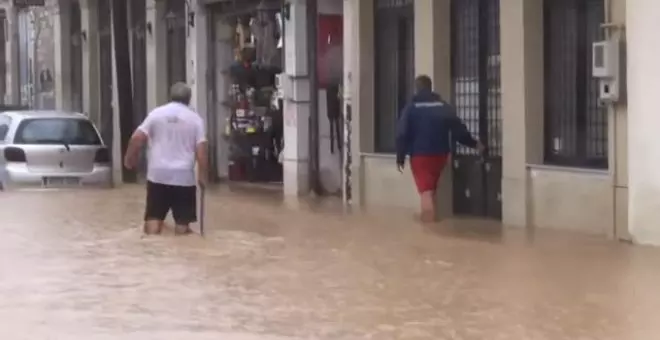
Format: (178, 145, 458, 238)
(1, 185, 660, 340)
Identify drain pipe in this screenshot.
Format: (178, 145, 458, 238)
(306, 0, 322, 195)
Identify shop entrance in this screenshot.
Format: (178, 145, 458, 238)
(450, 0, 502, 219)
(206, 0, 284, 185)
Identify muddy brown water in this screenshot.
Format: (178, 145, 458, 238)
(1, 185, 660, 339)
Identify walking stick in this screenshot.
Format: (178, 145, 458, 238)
(199, 185, 206, 237)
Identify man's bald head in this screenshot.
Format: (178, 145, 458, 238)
(170, 82, 191, 105)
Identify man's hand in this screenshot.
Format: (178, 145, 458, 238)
(476, 141, 486, 154)
(197, 169, 208, 189)
(124, 154, 136, 170)
(124, 130, 147, 170)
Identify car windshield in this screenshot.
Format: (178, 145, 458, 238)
(13, 118, 102, 145)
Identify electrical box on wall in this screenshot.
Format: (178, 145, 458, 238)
(592, 38, 621, 103)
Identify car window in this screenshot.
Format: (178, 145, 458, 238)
(13, 118, 102, 145)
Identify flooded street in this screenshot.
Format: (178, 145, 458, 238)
(1, 185, 660, 339)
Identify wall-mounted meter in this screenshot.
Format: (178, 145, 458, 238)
(592, 38, 621, 103)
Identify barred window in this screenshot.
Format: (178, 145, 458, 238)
(544, 0, 607, 169)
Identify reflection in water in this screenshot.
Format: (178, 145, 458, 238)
(1, 185, 660, 339)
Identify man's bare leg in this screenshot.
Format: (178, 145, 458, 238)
(144, 220, 164, 235)
(174, 224, 193, 235)
(420, 191, 436, 223)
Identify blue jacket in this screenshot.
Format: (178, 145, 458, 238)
(396, 90, 478, 164)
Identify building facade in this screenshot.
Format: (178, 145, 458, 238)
(3, 0, 659, 245)
(342, 0, 652, 243)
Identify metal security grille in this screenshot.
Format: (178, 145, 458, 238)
(451, 0, 501, 157)
(166, 0, 187, 86)
(373, 0, 414, 153)
(544, 0, 606, 169)
(451, 0, 502, 219)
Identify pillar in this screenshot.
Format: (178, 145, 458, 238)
(627, 0, 660, 245)
(210, 16, 233, 180)
(609, 0, 629, 241)
(499, 0, 544, 227)
(341, 0, 374, 205)
(341, 0, 354, 203)
(80, 0, 100, 124)
(414, 0, 452, 217)
(282, 0, 311, 196)
(187, 0, 207, 120)
(54, 0, 72, 110)
(187, 0, 210, 181)
(146, 0, 167, 110)
(4, 4, 19, 105)
(110, 3, 121, 185)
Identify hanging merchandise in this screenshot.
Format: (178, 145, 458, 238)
(326, 84, 342, 154)
(227, 46, 283, 183)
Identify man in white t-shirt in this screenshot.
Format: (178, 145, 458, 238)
(123, 82, 208, 235)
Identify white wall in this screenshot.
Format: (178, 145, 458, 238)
(627, 0, 660, 245)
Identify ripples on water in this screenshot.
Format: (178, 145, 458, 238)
(1, 186, 660, 339)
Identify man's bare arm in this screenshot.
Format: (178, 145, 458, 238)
(124, 131, 147, 169)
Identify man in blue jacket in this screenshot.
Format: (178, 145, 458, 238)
(396, 75, 484, 223)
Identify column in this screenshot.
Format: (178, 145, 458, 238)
(414, 0, 452, 217)
(210, 17, 234, 180)
(609, 0, 629, 241)
(80, 0, 100, 124)
(110, 4, 121, 185)
(342, 0, 374, 205)
(187, 0, 207, 120)
(282, 0, 311, 196)
(146, 0, 167, 110)
(4, 4, 19, 105)
(342, 0, 355, 203)
(627, 0, 660, 245)
(54, 0, 72, 110)
(499, 0, 544, 227)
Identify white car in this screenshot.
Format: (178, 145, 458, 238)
(0, 111, 112, 190)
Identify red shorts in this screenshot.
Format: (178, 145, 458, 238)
(410, 154, 450, 193)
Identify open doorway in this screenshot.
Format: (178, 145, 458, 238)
(207, 1, 284, 186)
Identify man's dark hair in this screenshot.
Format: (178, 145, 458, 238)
(415, 75, 433, 92)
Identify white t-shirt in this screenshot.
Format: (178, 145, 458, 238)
(137, 102, 206, 187)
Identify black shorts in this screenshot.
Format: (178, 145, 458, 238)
(145, 181, 197, 225)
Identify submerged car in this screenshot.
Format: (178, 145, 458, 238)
(0, 111, 112, 190)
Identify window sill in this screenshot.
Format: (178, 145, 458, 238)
(360, 152, 396, 159)
(526, 163, 610, 176)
